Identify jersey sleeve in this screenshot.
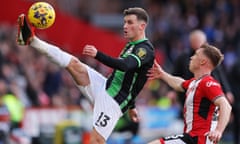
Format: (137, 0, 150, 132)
(95, 51, 138, 71)
(201, 78, 224, 101)
(95, 41, 154, 71)
(182, 78, 194, 90)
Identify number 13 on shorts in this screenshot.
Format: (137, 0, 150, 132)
(95, 112, 111, 127)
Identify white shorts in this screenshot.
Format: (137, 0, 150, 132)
(77, 66, 123, 140)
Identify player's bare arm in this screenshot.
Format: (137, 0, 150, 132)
(214, 96, 232, 133)
(148, 60, 185, 92)
(205, 96, 232, 143)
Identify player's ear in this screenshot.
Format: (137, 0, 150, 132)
(200, 59, 207, 65)
(139, 21, 146, 31)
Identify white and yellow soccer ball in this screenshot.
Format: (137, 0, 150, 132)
(27, 2, 56, 29)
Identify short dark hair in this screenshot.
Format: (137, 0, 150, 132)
(200, 43, 224, 68)
(123, 7, 149, 24)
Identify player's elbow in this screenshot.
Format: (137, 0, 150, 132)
(118, 57, 139, 71)
(119, 60, 138, 71)
(224, 97, 232, 112)
(226, 101, 232, 113)
(220, 98, 232, 117)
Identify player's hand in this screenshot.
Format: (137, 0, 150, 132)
(147, 59, 164, 80)
(128, 108, 140, 123)
(82, 45, 97, 57)
(205, 130, 222, 144)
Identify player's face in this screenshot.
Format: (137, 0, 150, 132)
(189, 48, 205, 72)
(123, 15, 143, 41)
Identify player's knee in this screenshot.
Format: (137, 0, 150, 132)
(67, 57, 86, 73)
(66, 58, 90, 85)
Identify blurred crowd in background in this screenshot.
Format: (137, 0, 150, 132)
(0, 0, 240, 143)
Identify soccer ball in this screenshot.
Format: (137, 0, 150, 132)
(27, 2, 56, 29)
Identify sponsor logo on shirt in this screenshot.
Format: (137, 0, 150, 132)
(206, 81, 219, 87)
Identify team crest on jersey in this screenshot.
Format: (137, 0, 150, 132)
(136, 48, 147, 59)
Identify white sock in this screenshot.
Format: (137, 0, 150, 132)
(30, 36, 72, 67)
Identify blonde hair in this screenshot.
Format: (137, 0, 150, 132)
(200, 43, 224, 68)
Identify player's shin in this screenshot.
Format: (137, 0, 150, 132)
(30, 36, 72, 67)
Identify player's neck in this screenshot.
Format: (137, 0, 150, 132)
(130, 34, 146, 42)
(194, 70, 211, 80)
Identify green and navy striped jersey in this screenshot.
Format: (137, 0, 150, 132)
(105, 39, 154, 113)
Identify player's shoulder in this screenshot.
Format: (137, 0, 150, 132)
(136, 39, 153, 49)
(200, 75, 221, 88)
(134, 40, 153, 56)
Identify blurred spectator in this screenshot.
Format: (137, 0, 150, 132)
(43, 63, 62, 105)
(2, 87, 24, 132)
(229, 59, 240, 144)
(0, 79, 10, 144)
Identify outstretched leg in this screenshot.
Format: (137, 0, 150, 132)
(17, 14, 89, 86)
(16, 14, 106, 144)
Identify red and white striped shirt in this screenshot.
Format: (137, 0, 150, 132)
(182, 75, 224, 143)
